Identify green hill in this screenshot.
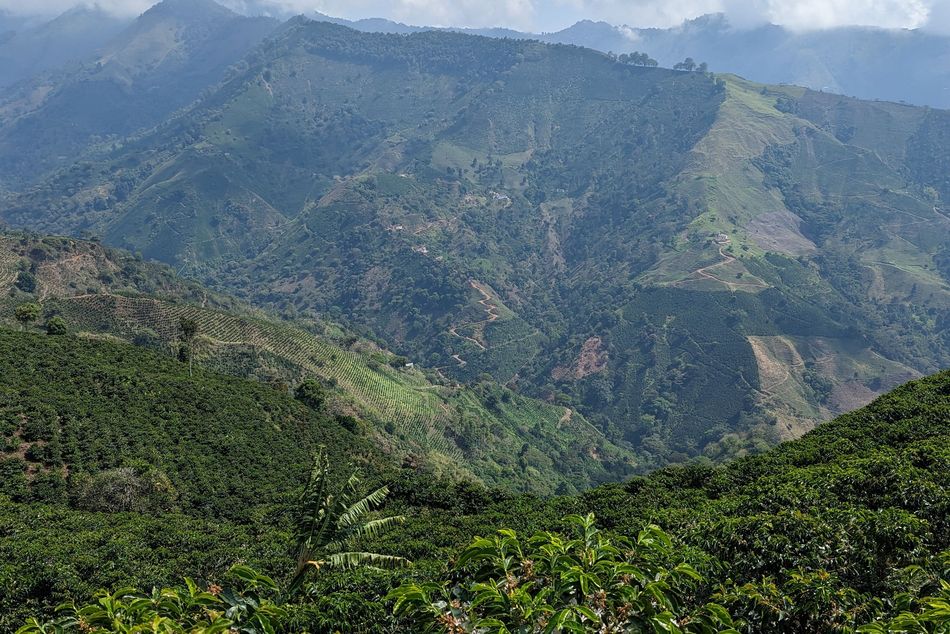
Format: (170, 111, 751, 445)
(0, 0, 277, 189)
(2, 330, 947, 631)
(2, 16, 948, 467)
(0, 232, 636, 494)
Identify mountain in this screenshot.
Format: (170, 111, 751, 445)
(0, 231, 636, 493)
(0, 0, 278, 189)
(312, 12, 950, 110)
(555, 14, 950, 110)
(4, 18, 946, 469)
(0, 6, 131, 89)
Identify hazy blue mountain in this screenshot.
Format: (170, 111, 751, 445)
(593, 15, 950, 109)
(0, 0, 278, 188)
(0, 6, 131, 88)
(308, 11, 950, 109)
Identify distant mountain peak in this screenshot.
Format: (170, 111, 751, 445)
(143, 0, 236, 21)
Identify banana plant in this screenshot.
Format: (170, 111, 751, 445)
(285, 450, 410, 599)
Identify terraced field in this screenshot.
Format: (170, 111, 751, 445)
(54, 293, 464, 462)
(45, 292, 633, 492)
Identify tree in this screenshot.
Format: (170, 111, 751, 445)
(390, 513, 736, 633)
(674, 57, 697, 72)
(286, 450, 409, 599)
(178, 317, 198, 376)
(14, 270, 36, 294)
(295, 379, 329, 409)
(14, 303, 41, 331)
(73, 462, 178, 514)
(44, 316, 68, 336)
(699, 61, 709, 73)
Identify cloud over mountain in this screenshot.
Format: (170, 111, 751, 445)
(0, 0, 944, 32)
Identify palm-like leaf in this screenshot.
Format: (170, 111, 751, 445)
(326, 551, 410, 571)
(285, 451, 410, 598)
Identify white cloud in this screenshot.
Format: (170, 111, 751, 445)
(0, 0, 943, 32)
(924, 0, 950, 33)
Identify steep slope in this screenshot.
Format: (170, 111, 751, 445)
(0, 232, 635, 493)
(0, 0, 277, 188)
(0, 329, 377, 518)
(2, 19, 948, 467)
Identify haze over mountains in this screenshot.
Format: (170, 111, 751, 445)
(1, 0, 948, 471)
(3, 1, 950, 107)
(309, 12, 950, 110)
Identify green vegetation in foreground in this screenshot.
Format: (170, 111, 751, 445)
(1, 324, 948, 631)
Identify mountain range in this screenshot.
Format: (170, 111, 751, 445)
(3, 3, 950, 111)
(1, 2, 949, 630)
(1, 4, 947, 469)
(313, 11, 950, 109)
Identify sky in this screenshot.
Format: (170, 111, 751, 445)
(1, 0, 947, 33)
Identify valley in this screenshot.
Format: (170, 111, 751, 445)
(0, 2, 948, 631)
(4, 19, 946, 466)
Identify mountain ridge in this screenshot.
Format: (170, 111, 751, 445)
(1, 13, 947, 470)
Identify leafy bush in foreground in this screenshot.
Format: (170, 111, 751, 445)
(390, 513, 737, 633)
(16, 566, 285, 634)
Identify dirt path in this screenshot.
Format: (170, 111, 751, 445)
(749, 336, 805, 397)
(687, 244, 769, 291)
(446, 281, 502, 362)
(448, 326, 486, 351)
(933, 205, 950, 224)
(471, 281, 501, 327)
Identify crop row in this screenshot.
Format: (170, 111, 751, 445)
(57, 294, 464, 460)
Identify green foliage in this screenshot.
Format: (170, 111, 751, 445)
(391, 513, 736, 633)
(15, 302, 41, 326)
(295, 379, 328, 410)
(15, 269, 37, 293)
(45, 316, 68, 335)
(3, 361, 949, 633)
(16, 565, 286, 634)
(287, 450, 409, 598)
(858, 560, 950, 632)
(0, 330, 375, 518)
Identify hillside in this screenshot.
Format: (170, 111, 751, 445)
(0, 232, 635, 493)
(0, 6, 130, 89)
(3, 17, 946, 468)
(0, 0, 278, 189)
(4, 345, 947, 631)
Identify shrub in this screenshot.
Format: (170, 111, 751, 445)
(390, 513, 736, 633)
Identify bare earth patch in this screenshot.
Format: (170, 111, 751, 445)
(828, 381, 879, 413)
(553, 337, 608, 380)
(747, 210, 817, 256)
